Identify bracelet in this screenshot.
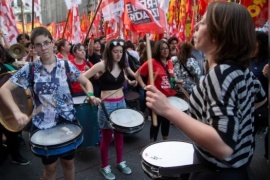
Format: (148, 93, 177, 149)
(88, 92, 94, 97)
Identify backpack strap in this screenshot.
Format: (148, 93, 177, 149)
(84, 60, 91, 68)
(63, 60, 74, 96)
(28, 62, 37, 100)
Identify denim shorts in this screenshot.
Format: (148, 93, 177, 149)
(98, 98, 126, 129)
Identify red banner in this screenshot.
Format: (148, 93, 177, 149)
(242, 0, 268, 27)
(124, 0, 167, 34)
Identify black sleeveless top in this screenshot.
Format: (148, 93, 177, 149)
(99, 69, 125, 91)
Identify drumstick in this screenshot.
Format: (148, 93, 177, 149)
(177, 83, 190, 100)
(80, 84, 123, 102)
(101, 87, 123, 101)
(146, 34, 158, 127)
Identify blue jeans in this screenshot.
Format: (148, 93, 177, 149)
(98, 98, 126, 129)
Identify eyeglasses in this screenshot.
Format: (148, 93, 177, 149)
(160, 47, 169, 51)
(34, 41, 52, 50)
(111, 40, 124, 47)
(76, 49, 86, 52)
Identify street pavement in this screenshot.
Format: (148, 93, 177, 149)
(0, 120, 269, 180)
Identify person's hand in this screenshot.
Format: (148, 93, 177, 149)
(87, 96, 101, 106)
(93, 73, 99, 79)
(262, 64, 269, 78)
(28, 48, 37, 57)
(145, 85, 172, 116)
(128, 80, 137, 87)
(14, 111, 30, 129)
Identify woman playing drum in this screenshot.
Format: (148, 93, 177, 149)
(0, 27, 100, 180)
(144, 2, 267, 179)
(84, 39, 137, 180)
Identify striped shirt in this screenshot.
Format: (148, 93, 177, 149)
(189, 63, 266, 168)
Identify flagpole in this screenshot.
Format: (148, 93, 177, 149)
(20, 0, 25, 34)
(31, 0, 34, 30)
(84, 0, 103, 44)
(62, 9, 72, 39)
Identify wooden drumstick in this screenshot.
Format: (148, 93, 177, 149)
(101, 87, 123, 101)
(80, 84, 123, 102)
(177, 83, 190, 100)
(146, 34, 158, 127)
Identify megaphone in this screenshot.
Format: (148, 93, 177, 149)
(9, 43, 25, 60)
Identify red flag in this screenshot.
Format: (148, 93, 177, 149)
(0, 0, 19, 44)
(106, 19, 119, 41)
(81, 12, 89, 33)
(123, 0, 167, 34)
(242, 0, 268, 28)
(198, 0, 208, 16)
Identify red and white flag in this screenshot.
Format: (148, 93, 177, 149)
(101, 0, 124, 22)
(22, 0, 41, 17)
(123, 0, 168, 34)
(71, 5, 81, 44)
(0, 0, 19, 44)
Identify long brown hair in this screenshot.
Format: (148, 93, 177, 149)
(206, 2, 256, 68)
(177, 42, 193, 64)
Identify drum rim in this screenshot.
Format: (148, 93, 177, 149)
(0, 71, 32, 132)
(30, 122, 83, 148)
(72, 96, 87, 105)
(167, 96, 189, 111)
(110, 122, 144, 134)
(31, 135, 83, 157)
(140, 140, 194, 178)
(140, 140, 193, 155)
(109, 108, 144, 127)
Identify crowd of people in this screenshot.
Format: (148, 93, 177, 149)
(0, 2, 268, 180)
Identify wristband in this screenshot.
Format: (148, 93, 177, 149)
(88, 92, 94, 97)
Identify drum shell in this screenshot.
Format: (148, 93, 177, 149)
(110, 121, 144, 135)
(74, 103, 99, 148)
(29, 123, 83, 157)
(109, 108, 144, 135)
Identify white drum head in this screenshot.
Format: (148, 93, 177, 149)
(142, 141, 194, 167)
(72, 96, 87, 105)
(30, 124, 82, 146)
(168, 97, 189, 111)
(110, 109, 144, 127)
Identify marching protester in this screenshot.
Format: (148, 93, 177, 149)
(0, 27, 100, 180)
(135, 40, 177, 142)
(144, 2, 267, 179)
(69, 43, 93, 96)
(55, 38, 74, 61)
(84, 39, 137, 180)
(167, 36, 179, 57)
(0, 44, 29, 166)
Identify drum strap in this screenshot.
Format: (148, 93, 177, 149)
(100, 102, 111, 121)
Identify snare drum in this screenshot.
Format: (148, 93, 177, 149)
(168, 96, 189, 111)
(141, 141, 205, 179)
(73, 96, 99, 148)
(30, 123, 83, 157)
(109, 108, 144, 135)
(124, 91, 141, 110)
